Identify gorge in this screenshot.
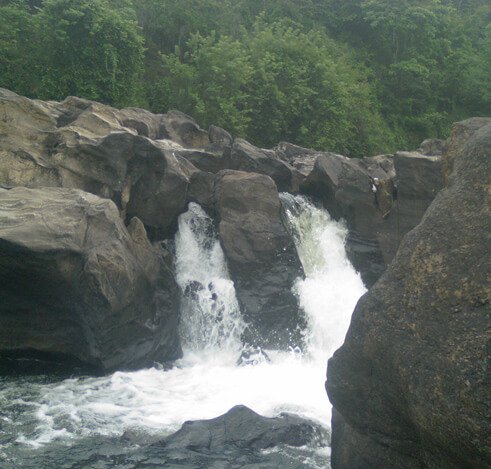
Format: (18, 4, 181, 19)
(0, 89, 489, 468)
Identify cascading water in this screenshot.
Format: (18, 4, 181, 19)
(0, 196, 366, 468)
(174, 203, 245, 359)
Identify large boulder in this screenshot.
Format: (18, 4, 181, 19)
(213, 170, 305, 348)
(0, 187, 180, 372)
(393, 151, 444, 237)
(158, 405, 327, 451)
(111, 406, 328, 469)
(0, 89, 199, 238)
(326, 122, 491, 467)
(442, 117, 491, 182)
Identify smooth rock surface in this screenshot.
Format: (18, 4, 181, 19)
(0, 187, 180, 372)
(230, 138, 301, 192)
(158, 405, 328, 451)
(326, 123, 491, 467)
(214, 170, 305, 348)
(0, 88, 200, 237)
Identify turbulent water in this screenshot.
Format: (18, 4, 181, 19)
(0, 196, 366, 468)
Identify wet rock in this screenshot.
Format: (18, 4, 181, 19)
(187, 170, 216, 210)
(158, 405, 328, 451)
(214, 170, 305, 348)
(0, 187, 180, 373)
(236, 347, 270, 366)
(326, 122, 491, 468)
(301, 148, 447, 287)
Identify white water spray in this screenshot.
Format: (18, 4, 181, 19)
(174, 203, 245, 359)
(2, 196, 366, 458)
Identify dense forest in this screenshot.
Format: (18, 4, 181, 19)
(1, 0, 489, 156)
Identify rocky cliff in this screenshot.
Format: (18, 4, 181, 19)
(326, 119, 491, 467)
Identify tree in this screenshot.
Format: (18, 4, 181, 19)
(157, 19, 395, 156)
(0, 2, 37, 96)
(36, 0, 145, 107)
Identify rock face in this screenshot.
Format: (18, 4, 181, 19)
(442, 117, 491, 182)
(326, 121, 491, 467)
(393, 151, 444, 238)
(0, 187, 180, 372)
(301, 152, 397, 286)
(214, 170, 305, 348)
(230, 138, 302, 192)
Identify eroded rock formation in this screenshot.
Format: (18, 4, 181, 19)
(213, 170, 305, 348)
(0, 187, 180, 372)
(1, 87, 474, 372)
(326, 120, 491, 467)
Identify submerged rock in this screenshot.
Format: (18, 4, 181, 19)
(0, 187, 180, 373)
(326, 122, 491, 467)
(214, 170, 305, 348)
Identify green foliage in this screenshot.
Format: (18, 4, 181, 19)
(0, 2, 37, 96)
(36, 0, 145, 106)
(0, 0, 488, 155)
(320, 0, 491, 146)
(155, 19, 395, 156)
(0, 0, 145, 107)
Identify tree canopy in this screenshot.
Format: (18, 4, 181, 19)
(0, 0, 489, 155)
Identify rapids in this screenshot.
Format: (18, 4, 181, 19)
(0, 195, 365, 468)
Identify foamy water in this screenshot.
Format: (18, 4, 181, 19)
(0, 196, 366, 462)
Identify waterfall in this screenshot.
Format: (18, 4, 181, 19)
(1, 196, 366, 468)
(281, 193, 366, 359)
(174, 202, 245, 359)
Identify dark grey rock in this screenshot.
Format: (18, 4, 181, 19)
(230, 138, 299, 192)
(301, 152, 397, 286)
(159, 405, 328, 451)
(160, 110, 210, 148)
(418, 138, 446, 156)
(209, 125, 233, 148)
(214, 170, 305, 348)
(442, 117, 491, 182)
(326, 123, 491, 468)
(393, 151, 444, 238)
(0, 187, 180, 372)
(176, 148, 230, 173)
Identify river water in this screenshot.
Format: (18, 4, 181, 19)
(0, 195, 365, 468)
